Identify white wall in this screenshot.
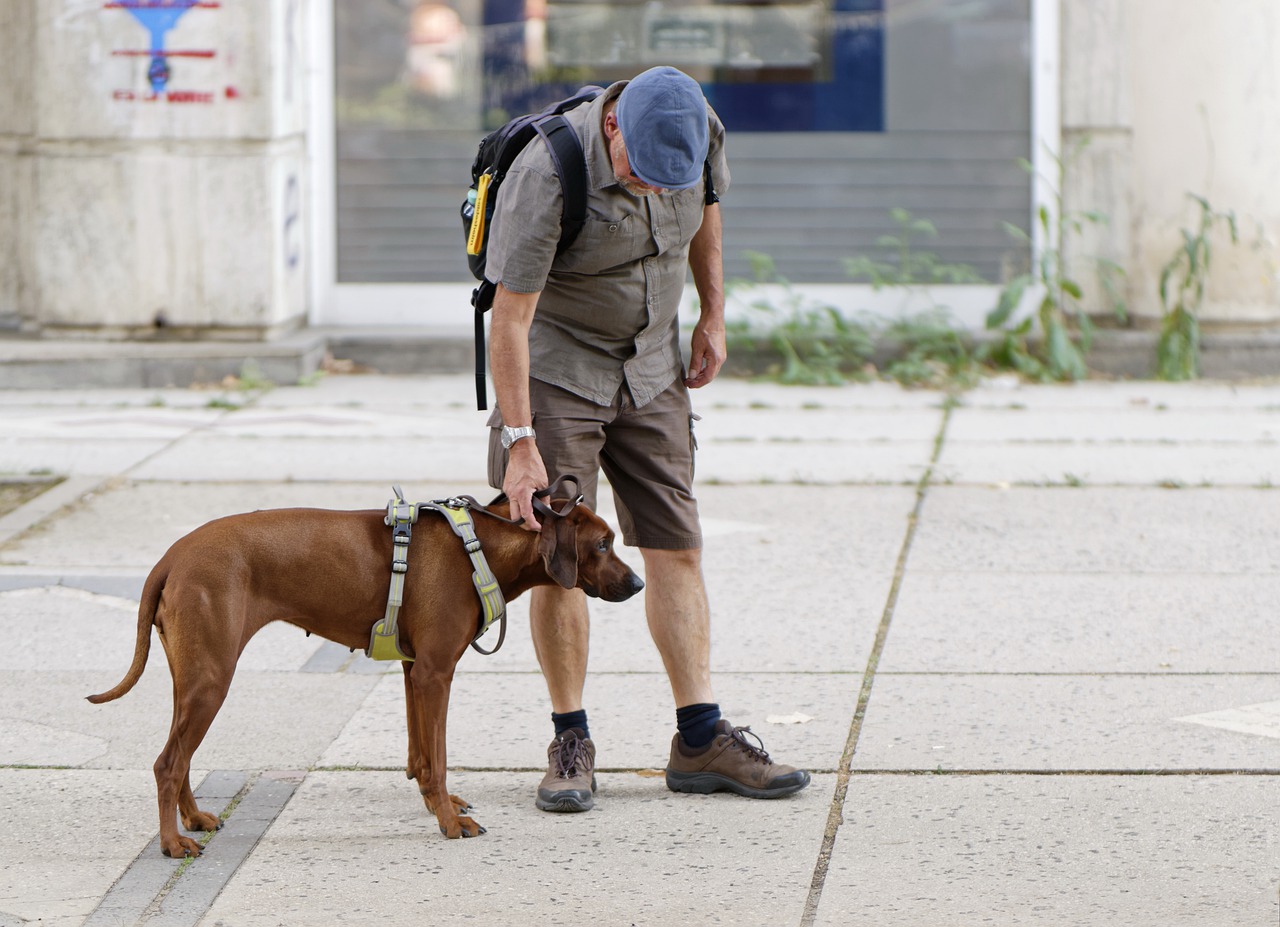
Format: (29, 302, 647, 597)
(1066, 0, 1280, 327)
(0, 0, 36, 324)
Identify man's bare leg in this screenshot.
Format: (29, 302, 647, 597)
(530, 584, 596, 812)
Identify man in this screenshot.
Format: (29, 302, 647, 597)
(485, 66, 810, 812)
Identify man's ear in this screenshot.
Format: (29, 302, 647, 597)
(538, 517, 579, 589)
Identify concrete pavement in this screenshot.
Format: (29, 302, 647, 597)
(1, 371, 1278, 926)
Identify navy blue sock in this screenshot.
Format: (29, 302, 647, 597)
(552, 709, 590, 741)
(676, 702, 721, 749)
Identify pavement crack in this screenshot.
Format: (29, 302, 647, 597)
(800, 399, 956, 927)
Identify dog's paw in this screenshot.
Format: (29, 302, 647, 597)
(161, 835, 204, 858)
(182, 810, 222, 833)
(438, 815, 486, 838)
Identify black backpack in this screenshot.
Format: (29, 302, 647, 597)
(462, 86, 603, 410)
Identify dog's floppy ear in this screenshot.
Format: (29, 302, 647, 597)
(538, 515, 579, 589)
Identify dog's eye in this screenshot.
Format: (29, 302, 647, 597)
(596, 539, 609, 553)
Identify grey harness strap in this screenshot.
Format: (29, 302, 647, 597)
(366, 487, 419, 661)
(366, 487, 510, 662)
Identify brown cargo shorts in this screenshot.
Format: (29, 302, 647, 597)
(488, 376, 702, 550)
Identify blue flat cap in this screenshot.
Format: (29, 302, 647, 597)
(615, 66, 709, 191)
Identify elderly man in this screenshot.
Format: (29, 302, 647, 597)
(485, 66, 810, 813)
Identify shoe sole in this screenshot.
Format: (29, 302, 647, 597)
(535, 793, 594, 812)
(535, 775, 598, 813)
(664, 770, 811, 799)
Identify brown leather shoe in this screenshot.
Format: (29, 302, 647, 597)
(536, 729, 597, 812)
(666, 720, 810, 798)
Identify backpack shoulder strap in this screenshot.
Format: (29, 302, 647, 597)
(534, 114, 589, 254)
(472, 88, 600, 412)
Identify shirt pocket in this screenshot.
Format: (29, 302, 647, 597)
(555, 214, 641, 275)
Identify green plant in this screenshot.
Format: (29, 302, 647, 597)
(1156, 194, 1239, 380)
(724, 251, 875, 385)
(844, 208, 986, 288)
(879, 309, 981, 389)
(235, 360, 275, 392)
(983, 140, 1126, 381)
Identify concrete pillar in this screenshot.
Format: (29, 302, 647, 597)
(1065, 0, 1280, 328)
(0, 0, 37, 330)
(1126, 0, 1280, 328)
(1060, 0, 1132, 321)
(8, 0, 309, 338)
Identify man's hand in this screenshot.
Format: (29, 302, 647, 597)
(686, 202, 726, 389)
(685, 319, 726, 389)
(503, 440, 549, 532)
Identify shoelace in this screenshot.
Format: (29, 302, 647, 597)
(553, 735, 588, 779)
(727, 726, 772, 765)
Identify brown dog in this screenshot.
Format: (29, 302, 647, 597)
(87, 495, 643, 858)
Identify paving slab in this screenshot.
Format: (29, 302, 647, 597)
(2, 667, 380, 770)
(0, 406, 227, 440)
(204, 406, 481, 439)
(198, 770, 833, 927)
(0, 769, 159, 927)
(698, 439, 937, 484)
(880, 572, 1280, 674)
(935, 441, 1280, 487)
(251, 374, 484, 412)
(0, 387, 229, 409)
(320, 671, 851, 773)
(0, 437, 176, 478)
(960, 378, 1280, 410)
(128, 435, 491, 483)
(703, 378, 949, 410)
(910, 486, 1280, 574)
(817, 773, 1280, 926)
(700, 406, 943, 442)
(946, 405, 1280, 442)
(851, 673, 1280, 771)
(0, 480, 493, 570)
(0, 586, 327, 672)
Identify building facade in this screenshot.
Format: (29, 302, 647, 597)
(1, 0, 1276, 339)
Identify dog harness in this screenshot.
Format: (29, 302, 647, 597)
(367, 487, 508, 662)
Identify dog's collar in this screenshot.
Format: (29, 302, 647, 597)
(366, 488, 509, 661)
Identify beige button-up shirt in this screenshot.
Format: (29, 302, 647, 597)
(484, 81, 730, 408)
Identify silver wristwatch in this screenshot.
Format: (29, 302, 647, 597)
(500, 425, 536, 449)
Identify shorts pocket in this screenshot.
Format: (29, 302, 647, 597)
(486, 406, 505, 489)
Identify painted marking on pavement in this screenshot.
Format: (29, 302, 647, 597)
(1177, 701, 1280, 740)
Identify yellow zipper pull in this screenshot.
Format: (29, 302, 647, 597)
(466, 173, 492, 256)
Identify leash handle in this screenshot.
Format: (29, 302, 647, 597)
(531, 475, 584, 521)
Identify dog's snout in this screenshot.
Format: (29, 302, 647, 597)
(598, 569, 643, 602)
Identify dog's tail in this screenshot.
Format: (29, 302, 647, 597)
(86, 559, 167, 704)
